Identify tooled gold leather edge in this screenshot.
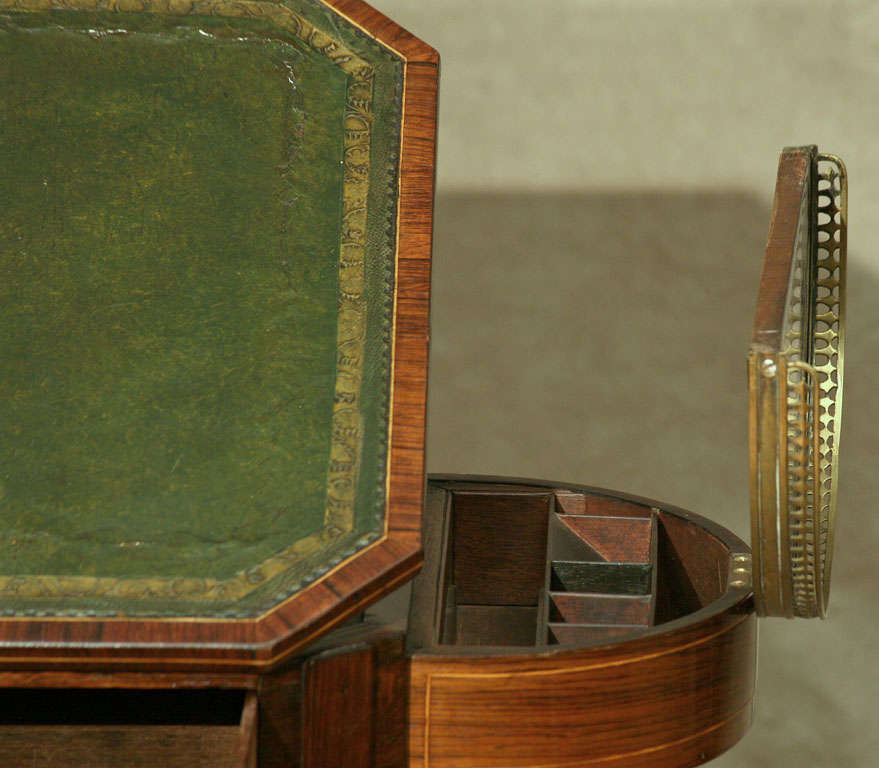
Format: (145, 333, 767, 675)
(0, 0, 378, 606)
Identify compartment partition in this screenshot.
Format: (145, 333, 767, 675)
(540, 495, 660, 645)
(549, 593, 651, 624)
(549, 561, 653, 595)
(409, 482, 737, 651)
(409, 486, 554, 648)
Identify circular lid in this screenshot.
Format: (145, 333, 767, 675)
(749, 146, 846, 618)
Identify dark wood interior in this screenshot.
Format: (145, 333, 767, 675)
(444, 490, 551, 646)
(409, 479, 738, 650)
(0, 689, 245, 725)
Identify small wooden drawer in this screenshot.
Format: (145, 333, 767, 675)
(0, 689, 257, 768)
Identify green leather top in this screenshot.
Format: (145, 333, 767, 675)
(0, 1, 403, 617)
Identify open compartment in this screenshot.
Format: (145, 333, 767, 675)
(412, 484, 553, 647)
(409, 479, 748, 652)
(407, 477, 755, 768)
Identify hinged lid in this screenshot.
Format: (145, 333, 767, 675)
(0, 0, 437, 670)
(749, 146, 846, 618)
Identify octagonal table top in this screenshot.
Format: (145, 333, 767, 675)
(0, 0, 437, 670)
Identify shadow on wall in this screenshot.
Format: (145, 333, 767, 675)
(427, 191, 768, 529)
(425, 191, 878, 768)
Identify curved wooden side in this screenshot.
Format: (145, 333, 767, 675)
(409, 607, 755, 768)
(407, 477, 757, 768)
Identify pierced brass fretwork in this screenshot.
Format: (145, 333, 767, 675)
(749, 148, 846, 619)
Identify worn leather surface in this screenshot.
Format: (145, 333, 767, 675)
(0, 2, 403, 617)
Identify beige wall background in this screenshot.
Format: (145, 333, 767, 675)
(372, 1, 878, 766)
(383, 0, 879, 255)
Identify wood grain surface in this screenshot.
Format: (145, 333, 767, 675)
(412, 605, 755, 768)
(0, 725, 245, 768)
(452, 492, 552, 605)
(300, 625, 409, 768)
(302, 647, 375, 768)
(751, 146, 813, 349)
